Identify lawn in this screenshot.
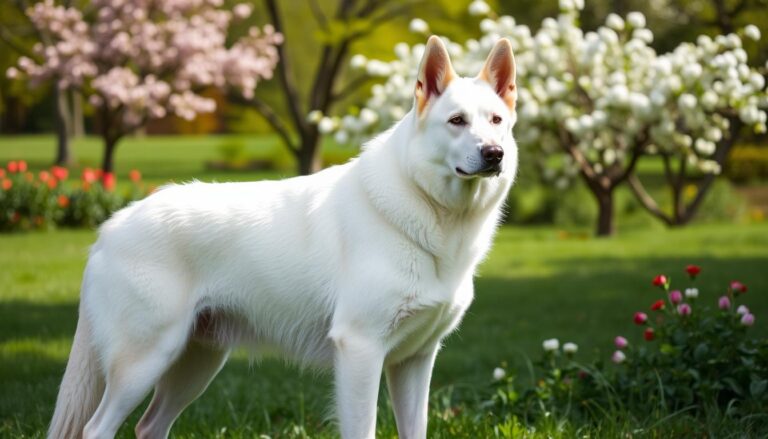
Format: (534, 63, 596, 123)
(1, 135, 767, 437)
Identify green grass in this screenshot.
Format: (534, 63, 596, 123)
(1, 135, 768, 437)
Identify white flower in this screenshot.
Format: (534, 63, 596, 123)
(563, 342, 578, 354)
(409, 18, 429, 34)
(695, 138, 716, 156)
(611, 350, 626, 364)
(606, 14, 625, 31)
(493, 367, 506, 381)
(317, 117, 336, 134)
(334, 130, 349, 144)
(468, 0, 491, 16)
(684, 288, 699, 299)
(744, 24, 761, 41)
(627, 12, 646, 28)
(737, 305, 750, 315)
(701, 91, 718, 110)
(349, 54, 367, 69)
(6, 67, 19, 79)
(543, 338, 560, 352)
(678, 94, 697, 110)
(307, 110, 323, 123)
(359, 108, 378, 126)
(232, 3, 252, 19)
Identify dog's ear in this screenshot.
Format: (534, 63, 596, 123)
(478, 38, 516, 110)
(415, 36, 456, 114)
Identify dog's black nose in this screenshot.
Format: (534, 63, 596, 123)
(481, 145, 504, 165)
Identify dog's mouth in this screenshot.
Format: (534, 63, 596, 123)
(455, 166, 501, 178)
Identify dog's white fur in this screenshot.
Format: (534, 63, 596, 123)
(48, 37, 518, 439)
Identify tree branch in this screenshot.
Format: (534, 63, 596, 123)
(249, 96, 299, 154)
(263, 0, 307, 134)
(308, 0, 329, 30)
(627, 174, 674, 225)
(331, 74, 370, 102)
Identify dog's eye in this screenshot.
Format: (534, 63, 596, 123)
(491, 115, 502, 125)
(448, 115, 466, 126)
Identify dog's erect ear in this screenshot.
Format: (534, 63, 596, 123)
(415, 36, 456, 114)
(478, 39, 517, 109)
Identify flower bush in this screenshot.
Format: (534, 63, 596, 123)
(0, 161, 147, 232)
(485, 265, 766, 426)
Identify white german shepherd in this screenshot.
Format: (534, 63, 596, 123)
(49, 36, 518, 439)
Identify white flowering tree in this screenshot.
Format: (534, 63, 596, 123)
(318, 0, 767, 236)
(8, 0, 282, 175)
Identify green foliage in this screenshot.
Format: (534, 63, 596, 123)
(727, 145, 768, 183)
(0, 161, 146, 232)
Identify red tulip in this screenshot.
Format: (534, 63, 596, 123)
(685, 265, 701, 278)
(650, 299, 665, 311)
(51, 166, 68, 181)
(643, 327, 655, 341)
(0, 169, 5, 178)
(102, 172, 116, 191)
(1, 179, 11, 190)
(129, 169, 141, 183)
(57, 194, 70, 208)
(17, 160, 27, 172)
(39, 170, 51, 183)
(634, 312, 648, 325)
(82, 168, 97, 183)
(652, 274, 667, 288)
(7, 161, 18, 173)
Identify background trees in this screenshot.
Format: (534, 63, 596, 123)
(8, 0, 281, 175)
(320, 2, 767, 236)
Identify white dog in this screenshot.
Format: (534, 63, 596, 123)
(48, 36, 517, 439)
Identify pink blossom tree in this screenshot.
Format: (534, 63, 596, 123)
(9, 0, 282, 175)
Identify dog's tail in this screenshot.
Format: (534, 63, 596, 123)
(47, 311, 104, 439)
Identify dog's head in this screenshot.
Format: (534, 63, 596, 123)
(407, 36, 518, 185)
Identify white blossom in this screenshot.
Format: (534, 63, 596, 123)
(409, 18, 429, 34)
(493, 367, 506, 381)
(563, 342, 578, 354)
(468, 0, 491, 17)
(744, 25, 761, 41)
(684, 288, 699, 299)
(543, 338, 560, 352)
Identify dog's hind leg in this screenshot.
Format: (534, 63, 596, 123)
(81, 321, 191, 439)
(134, 340, 229, 439)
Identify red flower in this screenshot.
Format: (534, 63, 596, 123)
(7, 161, 18, 173)
(685, 265, 701, 278)
(634, 312, 648, 325)
(652, 274, 667, 287)
(650, 299, 665, 311)
(1, 179, 11, 190)
(38, 170, 51, 183)
(47, 178, 58, 189)
(57, 194, 69, 208)
(0, 169, 5, 178)
(129, 169, 141, 183)
(102, 172, 116, 191)
(18, 160, 27, 172)
(82, 168, 97, 184)
(730, 281, 747, 294)
(644, 327, 655, 341)
(51, 166, 68, 181)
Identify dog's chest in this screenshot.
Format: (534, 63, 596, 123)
(385, 284, 472, 364)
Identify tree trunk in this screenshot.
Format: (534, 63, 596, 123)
(53, 87, 72, 166)
(71, 90, 85, 138)
(101, 136, 119, 174)
(296, 128, 323, 175)
(594, 188, 615, 237)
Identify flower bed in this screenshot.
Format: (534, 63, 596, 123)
(488, 265, 766, 425)
(0, 161, 147, 232)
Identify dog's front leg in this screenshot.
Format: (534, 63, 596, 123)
(385, 346, 438, 439)
(332, 330, 385, 439)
